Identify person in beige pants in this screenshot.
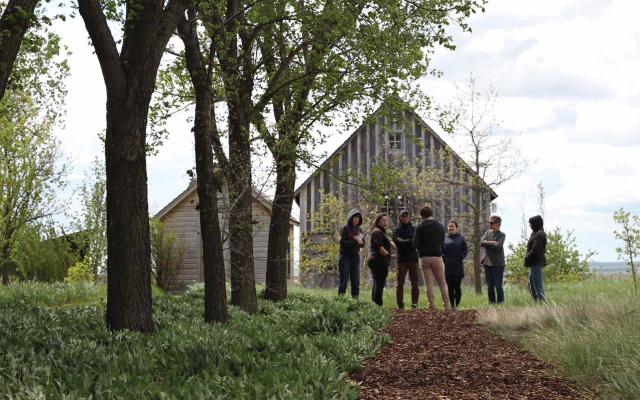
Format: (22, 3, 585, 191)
(412, 206, 451, 310)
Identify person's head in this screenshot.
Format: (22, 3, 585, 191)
(529, 215, 544, 231)
(447, 220, 458, 235)
(488, 215, 502, 232)
(399, 210, 411, 224)
(373, 213, 389, 230)
(419, 206, 434, 220)
(349, 212, 362, 227)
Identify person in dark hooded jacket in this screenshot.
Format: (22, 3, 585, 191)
(525, 215, 547, 302)
(443, 220, 468, 309)
(338, 209, 365, 299)
(392, 210, 420, 309)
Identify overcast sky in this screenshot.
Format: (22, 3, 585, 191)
(55, 0, 639, 261)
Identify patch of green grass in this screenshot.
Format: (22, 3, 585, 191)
(0, 282, 105, 307)
(0, 284, 389, 399)
(477, 279, 640, 399)
(380, 276, 636, 310)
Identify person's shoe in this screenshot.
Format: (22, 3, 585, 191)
(411, 304, 418, 309)
(398, 303, 405, 310)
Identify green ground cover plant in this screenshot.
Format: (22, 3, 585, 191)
(0, 285, 389, 399)
(0, 282, 104, 307)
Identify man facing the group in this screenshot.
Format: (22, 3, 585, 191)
(413, 206, 451, 311)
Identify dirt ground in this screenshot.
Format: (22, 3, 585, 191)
(350, 309, 592, 399)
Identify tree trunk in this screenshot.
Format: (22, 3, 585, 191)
(104, 97, 154, 332)
(228, 100, 257, 314)
(264, 156, 296, 301)
(0, 0, 39, 100)
(178, 14, 229, 323)
(472, 184, 483, 294)
(193, 90, 229, 323)
(78, 0, 187, 332)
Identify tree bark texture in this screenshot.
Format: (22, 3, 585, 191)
(178, 14, 229, 323)
(78, 0, 187, 332)
(264, 156, 296, 301)
(227, 99, 257, 314)
(0, 0, 38, 100)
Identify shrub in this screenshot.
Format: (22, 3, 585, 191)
(65, 261, 95, 283)
(150, 219, 185, 291)
(506, 228, 593, 286)
(13, 224, 79, 282)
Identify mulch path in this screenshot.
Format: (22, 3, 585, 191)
(350, 310, 592, 399)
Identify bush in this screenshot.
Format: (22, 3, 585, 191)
(150, 219, 185, 291)
(13, 224, 79, 282)
(506, 228, 593, 286)
(65, 261, 95, 283)
(0, 285, 389, 399)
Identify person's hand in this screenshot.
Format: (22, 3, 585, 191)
(390, 242, 397, 250)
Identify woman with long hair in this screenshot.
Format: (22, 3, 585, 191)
(368, 213, 395, 306)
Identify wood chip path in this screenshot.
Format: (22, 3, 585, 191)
(350, 310, 592, 399)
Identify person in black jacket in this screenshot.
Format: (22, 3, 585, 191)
(412, 206, 451, 310)
(443, 220, 468, 309)
(392, 210, 419, 309)
(368, 213, 394, 306)
(338, 209, 365, 299)
(525, 215, 547, 302)
(480, 215, 506, 304)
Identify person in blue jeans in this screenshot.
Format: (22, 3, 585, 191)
(525, 215, 547, 302)
(338, 209, 365, 299)
(480, 215, 506, 304)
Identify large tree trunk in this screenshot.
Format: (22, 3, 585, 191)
(178, 14, 229, 323)
(264, 156, 296, 301)
(78, 0, 187, 332)
(104, 96, 154, 332)
(227, 100, 257, 313)
(0, 0, 39, 100)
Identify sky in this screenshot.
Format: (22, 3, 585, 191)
(53, 0, 639, 261)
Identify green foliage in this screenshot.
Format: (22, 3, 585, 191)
(613, 208, 640, 293)
(150, 219, 186, 291)
(12, 224, 79, 282)
(301, 192, 346, 277)
(0, 281, 104, 307)
(65, 260, 95, 284)
(0, 286, 389, 398)
(71, 157, 107, 279)
(0, 23, 68, 269)
(505, 228, 593, 286)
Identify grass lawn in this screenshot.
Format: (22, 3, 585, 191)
(0, 283, 389, 399)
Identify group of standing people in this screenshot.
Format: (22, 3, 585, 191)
(338, 207, 549, 307)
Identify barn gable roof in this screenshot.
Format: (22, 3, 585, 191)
(154, 180, 300, 226)
(293, 103, 498, 204)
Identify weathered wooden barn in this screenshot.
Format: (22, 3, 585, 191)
(294, 106, 497, 235)
(155, 180, 298, 291)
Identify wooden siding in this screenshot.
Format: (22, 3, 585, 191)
(295, 109, 496, 236)
(160, 191, 296, 291)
